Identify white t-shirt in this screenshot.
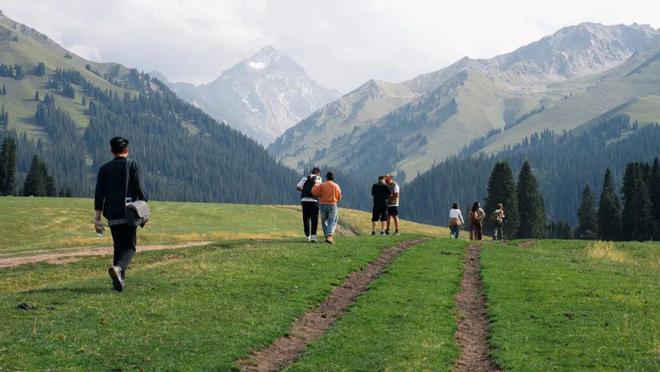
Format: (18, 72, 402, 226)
(297, 175, 322, 203)
(388, 182, 400, 206)
(449, 208, 464, 224)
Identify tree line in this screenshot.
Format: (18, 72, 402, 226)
(576, 158, 660, 241)
(405, 115, 660, 227)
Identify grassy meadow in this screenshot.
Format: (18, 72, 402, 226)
(0, 197, 449, 256)
(0, 196, 658, 370)
(482, 240, 660, 371)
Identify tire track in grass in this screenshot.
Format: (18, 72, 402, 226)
(454, 244, 500, 372)
(0, 242, 212, 269)
(237, 238, 429, 372)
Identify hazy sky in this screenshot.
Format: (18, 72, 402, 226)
(3, 0, 660, 92)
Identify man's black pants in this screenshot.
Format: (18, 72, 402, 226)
(301, 201, 320, 237)
(110, 224, 137, 277)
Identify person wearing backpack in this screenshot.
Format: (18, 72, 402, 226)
(371, 176, 391, 235)
(469, 201, 485, 240)
(296, 167, 322, 242)
(94, 137, 147, 292)
(448, 203, 464, 239)
(490, 203, 505, 240)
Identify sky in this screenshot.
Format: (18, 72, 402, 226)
(2, 0, 660, 92)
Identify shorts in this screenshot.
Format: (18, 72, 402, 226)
(387, 206, 399, 217)
(372, 204, 388, 222)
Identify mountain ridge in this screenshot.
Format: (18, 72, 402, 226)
(270, 22, 660, 182)
(164, 45, 339, 145)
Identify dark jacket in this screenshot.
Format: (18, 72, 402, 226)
(371, 182, 391, 207)
(95, 157, 147, 221)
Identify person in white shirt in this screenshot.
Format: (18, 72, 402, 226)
(448, 203, 464, 239)
(296, 167, 322, 242)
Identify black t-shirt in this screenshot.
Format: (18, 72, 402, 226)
(371, 182, 391, 206)
(95, 157, 147, 220)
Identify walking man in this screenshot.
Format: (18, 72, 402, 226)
(296, 167, 322, 242)
(312, 171, 342, 244)
(94, 137, 147, 292)
(385, 175, 401, 235)
(371, 175, 391, 235)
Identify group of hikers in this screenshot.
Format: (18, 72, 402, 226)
(94, 136, 503, 292)
(296, 168, 401, 245)
(448, 201, 506, 240)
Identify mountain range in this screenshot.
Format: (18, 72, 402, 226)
(160, 46, 339, 145)
(269, 22, 660, 182)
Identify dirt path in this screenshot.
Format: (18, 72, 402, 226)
(237, 238, 429, 371)
(454, 244, 500, 372)
(0, 242, 212, 269)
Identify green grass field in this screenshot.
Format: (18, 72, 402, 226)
(1, 197, 658, 370)
(290, 239, 466, 371)
(482, 240, 660, 371)
(0, 197, 448, 256)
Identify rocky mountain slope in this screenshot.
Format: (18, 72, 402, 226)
(270, 23, 660, 182)
(165, 46, 339, 145)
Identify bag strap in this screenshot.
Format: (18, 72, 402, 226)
(124, 158, 132, 201)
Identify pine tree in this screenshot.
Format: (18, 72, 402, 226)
(516, 161, 546, 238)
(35, 90, 39, 101)
(0, 137, 17, 195)
(23, 155, 55, 197)
(649, 157, 660, 239)
(576, 184, 598, 239)
(1, 83, 5, 95)
(484, 161, 519, 238)
(621, 163, 654, 241)
(597, 168, 622, 241)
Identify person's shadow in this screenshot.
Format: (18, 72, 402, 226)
(18, 286, 110, 296)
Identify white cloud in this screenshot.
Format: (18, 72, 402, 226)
(1, 0, 659, 92)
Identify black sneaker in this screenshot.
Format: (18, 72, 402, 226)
(380, 231, 385, 236)
(385, 229, 390, 235)
(108, 266, 125, 292)
(371, 231, 376, 236)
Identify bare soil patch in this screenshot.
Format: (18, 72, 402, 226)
(454, 244, 500, 372)
(0, 242, 211, 269)
(237, 238, 429, 371)
(518, 240, 536, 249)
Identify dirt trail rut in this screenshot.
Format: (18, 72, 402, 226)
(237, 238, 429, 371)
(454, 244, 500, 372)
(0, 242, 212, 269)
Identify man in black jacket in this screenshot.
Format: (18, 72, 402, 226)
(94, 137, 147, 292)
(371, 175, 391, 235)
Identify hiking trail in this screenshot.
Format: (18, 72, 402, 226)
(454, 244, 500, 372)
(237, 238, 428, 371)
(0, 242, 212, 269)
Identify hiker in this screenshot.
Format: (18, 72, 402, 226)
(448, 202, 464, 239)
(371, 175, 391, 235)
(491, 203, 505, 240)
(94, 137, 147, 292)
(296, 167, 322, 242)
(385, 175, 401, 236)
(312, 171, 342, 244)
(469, 201, 485, 241)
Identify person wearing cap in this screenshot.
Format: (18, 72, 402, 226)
(94, 137, 147, 292)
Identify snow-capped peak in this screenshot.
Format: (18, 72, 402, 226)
(248, 61, 267, 70)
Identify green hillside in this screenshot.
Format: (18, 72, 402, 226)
(0, 12, 301, 204)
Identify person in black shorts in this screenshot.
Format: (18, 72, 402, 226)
(371, 175, 391, 235)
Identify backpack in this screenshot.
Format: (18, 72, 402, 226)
(490, 209, 503, 223)
(301, 176, 317, 199)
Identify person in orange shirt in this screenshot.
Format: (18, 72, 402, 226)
(312, 171, 342, 244)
